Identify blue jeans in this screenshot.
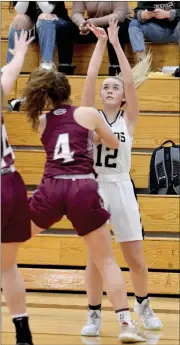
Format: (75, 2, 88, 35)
(128, 19, 180, 52)
(6, 18, 74, 65)
(36, 18, 74, 64)
(6, 25, 35, 63)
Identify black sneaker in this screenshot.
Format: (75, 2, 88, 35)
(58, 64, 76, 75)
(174, 67, 180, 78)
(109, 65, 120, 76)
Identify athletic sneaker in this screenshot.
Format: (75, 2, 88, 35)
(81, 310, 101, 336)
(134, 298, 162, 330)
(144, 330, 162, 345)
(81, 336, 101, 345)
(40, 61, 55, 70)
(119, 321, 146, 343)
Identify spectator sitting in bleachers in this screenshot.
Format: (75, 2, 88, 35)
(72, 1, 131, 76)
(6, 1, 36, 64)
(6, 1, 75, 75)
(128, 1, 180, 63)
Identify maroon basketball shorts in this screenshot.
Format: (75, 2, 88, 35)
(29, 177, 110, 236)
(1, 171, 31, 243)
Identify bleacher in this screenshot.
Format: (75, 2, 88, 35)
(1, 1, 179, 73)
(2, 1, 179, 296)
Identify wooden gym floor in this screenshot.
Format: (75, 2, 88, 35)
(2, 293, 179, 345)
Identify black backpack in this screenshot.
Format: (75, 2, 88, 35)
(148, 140, 180, 195)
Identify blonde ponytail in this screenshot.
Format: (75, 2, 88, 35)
(118, 51, 152, 89)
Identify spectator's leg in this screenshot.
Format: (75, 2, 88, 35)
(55, 18, 75, 75)
(71, 25, 97, 75)
(107, 21, 129, 76)
(6, 14, 33, 63)
(128, 19, 146, 62)
(142, 22, 175, 44)
(118, 19, 130, 49)
(173, 21, 180, 46)
(36, 13, 57, 69)
(107, 38, 120, 76)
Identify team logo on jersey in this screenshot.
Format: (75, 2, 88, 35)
(114, 132, 126, 142)
(54, 109, 67, 115)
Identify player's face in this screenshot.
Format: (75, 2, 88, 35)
(100, 78, 124, 106)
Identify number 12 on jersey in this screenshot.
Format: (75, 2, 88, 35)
(95, 132, 125, 168)
(96, 144, 118, 168)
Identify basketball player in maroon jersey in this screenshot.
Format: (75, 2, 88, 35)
(22, 68, 146, 342)
(1, 31, 34, 345)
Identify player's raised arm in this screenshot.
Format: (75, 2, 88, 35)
(107, 18, 151, 128)
(74, 106, 119, 149)
(81, 25, 107, 107)
(1, 30, 34, 96)
(107, 18, 139, 125)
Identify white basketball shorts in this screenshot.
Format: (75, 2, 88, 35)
(98, 179, 144, 242)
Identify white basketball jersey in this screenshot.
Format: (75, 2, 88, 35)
(94, 110, 133, 180)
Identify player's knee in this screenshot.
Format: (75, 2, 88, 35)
(86, 257, 97, 272)
(12, 14, 33, 30)
(95, 255, 115, 274)
(129, 258, 147, 273)
(2, 260, 16, 274)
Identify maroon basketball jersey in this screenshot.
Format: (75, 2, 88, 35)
(41, 105, 96, 177)
(1, 117, 15, 170)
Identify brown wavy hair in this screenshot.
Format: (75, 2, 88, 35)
(22, 68, 71, 130)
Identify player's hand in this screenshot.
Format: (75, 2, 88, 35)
(140, 10, 155, 20)
(86, 23, 108, 42)
(107, 18, 120, 48)
(8, 30, 34, 56)
(153, 9, 171, 19)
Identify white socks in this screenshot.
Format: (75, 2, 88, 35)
(116, 309, 133, 326)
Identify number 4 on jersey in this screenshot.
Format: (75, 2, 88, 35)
(53, 133, 74, 163)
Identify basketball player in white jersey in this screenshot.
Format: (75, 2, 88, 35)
(81, 19, 162, 336)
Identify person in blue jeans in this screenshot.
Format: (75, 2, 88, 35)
(128, 1, 180, 62)
(6, 1, 75, 75)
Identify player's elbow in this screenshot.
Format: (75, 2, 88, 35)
(103, 137, 119, 149)
(111, 138, 120, 149)
(1, 79, 10, 97)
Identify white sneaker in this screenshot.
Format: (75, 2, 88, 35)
(144, 330, 162, 345)
(119, 321, 146, 343)
(81, 336, 101, 345)
(81, 310, 101, 336)
(134, 298, 162, 330)
(40, 61, 55, 70)
(161, 66, 178, 74)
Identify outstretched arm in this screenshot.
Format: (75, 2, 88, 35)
(74, 107, 119, 149)
(1, 31, 34, 96)
(81, 25, 107, 107)
(108, 18, 139, 127)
